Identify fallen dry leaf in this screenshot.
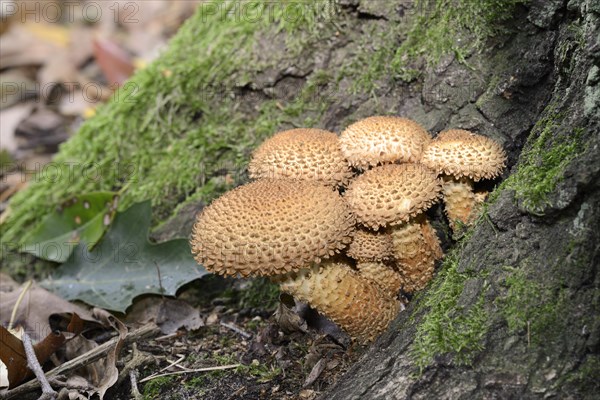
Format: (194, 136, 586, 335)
(93, 36, 135, 87)
(61, 309, 127, 399)
(0, 281, 95, 342)
(273, 294, 308, 335)
(124, 297, 204, 335)
(93, 308, 127, 400)
(0, 324, 66, 388)
(0, 103, 34, 152)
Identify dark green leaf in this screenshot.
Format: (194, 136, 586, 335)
(40, 201, 207, 312)
(22, 192, 118, 262)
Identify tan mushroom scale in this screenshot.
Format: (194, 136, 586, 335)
(391, 215, 443, 293)
(344, 163, 442, 230)
(340, 116, 432, 169)
(248, 128, 353, 187)
(347, 229, 394, 262)
(190, 179, 355, 277)
(279, 261, 400, 343)
(421, 129, 506, 181)
(421, 129, 506, 231)
(356, 262, 404, 297)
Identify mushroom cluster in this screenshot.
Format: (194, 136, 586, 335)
(190, 119, 506, 343)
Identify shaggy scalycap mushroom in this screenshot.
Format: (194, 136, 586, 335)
(344, 163, 442, 230)
(190, 179, 355, 277)
(279, 261, 400, 343)
(421, 129, 506, 231)
(248, 128, 353, 187)
(347, 229, 394, 262)
(421, 129, 506, 181)
(340, 116, 432, 169)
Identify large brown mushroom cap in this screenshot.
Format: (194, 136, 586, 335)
(248, 128, 353, 187)
(344, 163, 442, 230)
(347, 228, 394, 262)
(279, 261, 400, 343)
(339, 116, 432, 169)
(421, 129, 507, 181)
(190, 179, 355, 277)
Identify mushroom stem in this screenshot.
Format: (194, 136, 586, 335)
(278, 262, 400, 343)
(391, 215, 443, 294)
(442, 176, 482, 233)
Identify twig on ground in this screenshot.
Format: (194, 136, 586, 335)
(8, 280, 32, 330)
(116, 342, 154, 387)
(129, 370, 142, 400)
(138, 364, 241, 384)
(5, 324, 160, 400)
(155, 332, 183, 341)
(220, 321, 252, 339)
(22, 332, 57, 400)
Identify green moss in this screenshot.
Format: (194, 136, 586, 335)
(497, 265, 568, 344)
(1, 1, 336, 249)
(238, 359, 282, 383)
(342, 0, 526, 93)
(398, 0, 526, 63)
(237, 278, 280, 311)
(561, 355, 600, 393)
(142, 376, 176, 399)
(410, 247, 490, 371)
(503, 105, 585, 214)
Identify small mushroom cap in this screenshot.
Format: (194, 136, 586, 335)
(347, 229, 394, 262)
(421, 129, 507, 181)
(340, 116, 432, 169)
(190, 179, 355, 277)
(279, 261, 400, 343)
(248, 128, 353, 187)
(344, 163, 442, 230)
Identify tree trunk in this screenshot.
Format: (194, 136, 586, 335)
(324, 1, 600, 398)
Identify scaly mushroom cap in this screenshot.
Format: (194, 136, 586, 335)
(344, 163, 442, 230)
(279, 261, 400, 343)
(356, 262, 404, 297)
(248, 128, 353, 187)
(190, 179, 355, 277)
(347, 228, 394, 262)
(421, 129, 507, 181)
(391, 216, 443, 293)
(340, 116, 432, 169)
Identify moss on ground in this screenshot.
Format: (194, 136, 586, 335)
(142, 376, 177, 399)
(410, 242, 490, 371)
